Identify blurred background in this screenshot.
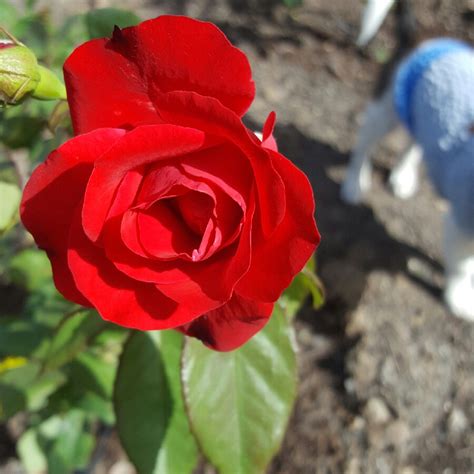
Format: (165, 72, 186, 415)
(1, 0, 473, 472)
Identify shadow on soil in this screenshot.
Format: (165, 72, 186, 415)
(152, 0, 357, 56)
(254, 121, 445, 388)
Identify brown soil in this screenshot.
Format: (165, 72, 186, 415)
(188, 1, 474, 472)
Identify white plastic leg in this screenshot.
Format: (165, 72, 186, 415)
(443, 211, 474, 321)
(389, 142, 423, 199)
(341, 87, 399, 205)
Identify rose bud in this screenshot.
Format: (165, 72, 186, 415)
(0, 30, 66, 105)
(0, 37, 40, 105)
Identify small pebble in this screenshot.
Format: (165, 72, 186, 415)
(385, 420, 410, 446)
(109, 460, 136, 474)
(447, 408, 469, 436)
(364, 397, 391, 426)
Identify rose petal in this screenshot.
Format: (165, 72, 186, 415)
(261, 111, 278, 152)
(64, 16, 255, 134)
(82, 124, 205, 242)
(103, 194, 255, 310)
(118, 16, 255, 116)
(236, 150, 320, 302)
(63, 38, 160, 135)
(152, 90, 286, 236)
(20, 128, 126, 305)
(175, 191, 215, 236)
(128, 165, 219, 261)
(135, 201, 203, 260)
(155, 196, 255, 308)
(180, 142, 252, 211)
(178, 293, 273, 351)
(68, 205, 219, 329)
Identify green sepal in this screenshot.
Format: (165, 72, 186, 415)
(32, 65, 66, 101)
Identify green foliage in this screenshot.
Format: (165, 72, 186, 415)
(12, 13, 51, 61)
(0, 0, 18, 29)
(281, 257, 325, 318)
(282, 0, 303, 7)
(0, 320, 50, 357)
(0, 115, 45, 148)
(9, 248, 52, 291)
(181, 305, 297, 474)
(42, 311, 108, 371)
(85, 8, 142, 39)
(115, 330, 198, 474)
(18, 410, 94, 474)
(47, 350, 117, 424)
(0, 382, 26, 420)
(0, 181, 20, 232)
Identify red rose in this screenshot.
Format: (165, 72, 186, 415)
(20, 16, 320, 351)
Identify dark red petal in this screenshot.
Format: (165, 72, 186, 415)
(175, 191, 214, 236)
(135, 203, 202, 259)
(129, 164, 218, 261)
(67, 206, 218, 329)
(104, 167, 145, 236)
(236, 151, 320, 302)
(118, 211, 149, 258)
(20, 128, 126, 305)
(261, 111, 278, 152)
(63, 38, 160, 135)
(180, 142, 252, 210)
(135, 163, 214, 210)
(103, 193, 255, 310)
(82, 124, 205, 242)
(64, 16, 255, 134)
(156, 196, 255, 307)
(153, 91, 286, 236)
(178, 293, 273, 351)
(103, 214, 189, 283)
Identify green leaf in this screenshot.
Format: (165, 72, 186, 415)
(9, 248, 52, 292)
(281, 258, 325, 318)
(27, 370, 66, 411)
(21, 411, 95, 474)
(0, 319, 50, 357)
(0, 181, 21, 232)
(302, 266, 325, 309)
(17, 428, 47, 473)
(0, 361, 65, 412)
(181, 305, 297, 474)
(47, 350, 116, 424)
(43, 311, 107, 372)
(0, 383, 26, 421)
(85, 8, 141, 39)
(41, 411, 94, 474)
(0, 116, 45, 149)
(0, 360, 40, 390)
(115, 330, 198, 474)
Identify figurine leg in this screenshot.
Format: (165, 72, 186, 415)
(443, 210, 474, 321)
(389, 142, 423, 199)
(341, 87, 399, 204)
